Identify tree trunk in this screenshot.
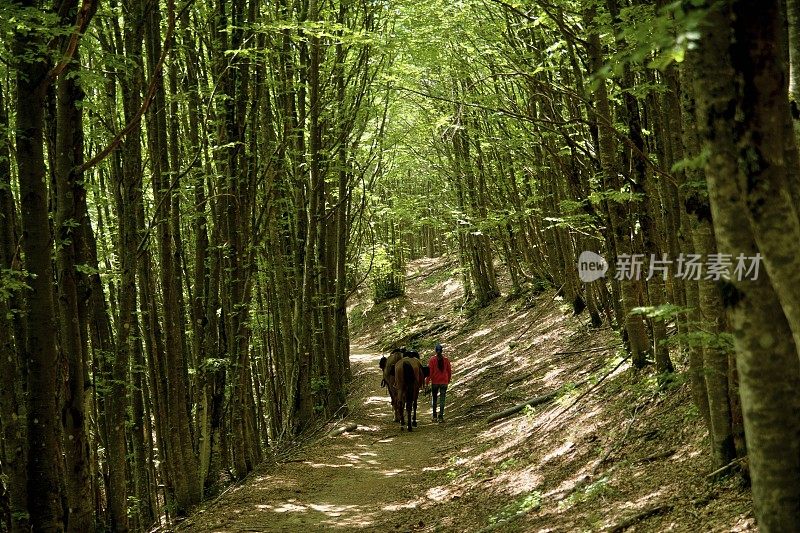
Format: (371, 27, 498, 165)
(144, 0, 201, 511)
(14, 7, 65, 529)
(54, 48, 94, 532)
(695, 0, 800, 527)
(0, 82, 29, 533)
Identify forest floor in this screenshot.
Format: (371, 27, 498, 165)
(173, 257, 756, 533)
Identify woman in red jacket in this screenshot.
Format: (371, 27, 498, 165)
(427, 343, 452, 423)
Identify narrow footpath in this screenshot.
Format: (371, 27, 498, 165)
(175, 348, 467, 532)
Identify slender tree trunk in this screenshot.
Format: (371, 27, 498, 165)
(144, 0, 201, 510)
(0, 82, 29, 533)
(14, 7, 65, 529)
(584, 6, 650, 367)
(54, 48, 94, 532)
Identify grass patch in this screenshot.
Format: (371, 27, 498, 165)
(558, 476, 617, 509)
(347, 301, 370, 333)
(498, 458, 519, 471)
(422, 266, 456, 288)
(488, 491, 542, 527)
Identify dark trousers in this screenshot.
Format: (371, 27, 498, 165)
(432, 384, 448, 418)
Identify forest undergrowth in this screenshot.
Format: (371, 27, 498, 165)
(173, 257, 754, 533)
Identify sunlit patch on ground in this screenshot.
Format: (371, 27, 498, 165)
(425, 486, 450, 501)
(363, 395, 389, 405)
(470, 327, 492, 338)
(382, 498, 423, 511)
(541, 440, 575, 463)
(306, 462, 355, 469)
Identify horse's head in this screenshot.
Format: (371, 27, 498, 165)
(379, 356, 387, 370)
(406, 350, 420, 359)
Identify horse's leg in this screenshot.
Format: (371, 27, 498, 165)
(398, 400, 405, 431)
(412, 396, 418, 427)
(390, 386, 399, 422)
(406, 400, 412, 432)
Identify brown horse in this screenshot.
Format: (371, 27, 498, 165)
(394, 355, 425, 431)
(379, 349, 404, 422)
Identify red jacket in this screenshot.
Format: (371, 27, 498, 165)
(427, 354, 452, 385)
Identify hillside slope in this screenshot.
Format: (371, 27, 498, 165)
(175, 257, 754, 532)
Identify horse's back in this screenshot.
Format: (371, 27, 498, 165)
(384, 352, 403, 381)
(395, 357, 424, 399)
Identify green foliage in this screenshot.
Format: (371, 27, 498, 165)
(559, 476, 616, 509)
(75, 264, 100, 276)
(312, 376, 329, 414)
(422, 266, 456, 288)
(202, 358, 229, 371)
(0, 269, 30, 301)
(555, 380, 582, 407)
(488, 491, 542, 526)
(0, 4, 70, 59)
(367, 245, 405, 303)
(588, 189, 645, 206)
(671, 146, 711, 173)
(600, 1, 709, 74)
(347, 302, 369, 332)
(630, 303, 689, 321)
(669, 330, 735, 352)
(311, 376, 329, 394)
(498, 458, 519, 471)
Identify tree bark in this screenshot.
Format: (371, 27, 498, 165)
(54, 47, 94, 532)
(695, 0, 800, 527)
(0, 82, 29, 533)
(14, 3, 65, 527)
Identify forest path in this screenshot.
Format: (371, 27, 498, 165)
(175, 347, 461, 532)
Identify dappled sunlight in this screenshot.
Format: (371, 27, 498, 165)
(338, 452, 379, 465)
(251, 499, 376, 529)
(470, 327, 492, 338)
(542, 367, 564, 383)
(267, 501, 307, 513)
(443, 279, 461, 297)
(307, 462, 355, 469)
(426, 486, 451, 501)
(308, 502, 358, 515)
(364, 395, 389, 405)
(503, 466, 543, 496)
(544, 471, 593, 499)
(382, 498, 423, 511)
(475, 391, 499, 402)
(456, 363, 495, 383)
(345, 424, 380, 433)
(573, 407, 602, 427)
(349, 351, 379, 364)
(542, 440, 575, 463)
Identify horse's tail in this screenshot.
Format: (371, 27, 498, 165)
(403, 360, 414, 405)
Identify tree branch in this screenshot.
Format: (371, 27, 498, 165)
(36, 0, 98, 97)
(78, 0, 197, 175)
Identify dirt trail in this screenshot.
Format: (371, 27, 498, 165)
(175, 348, 458, 533)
